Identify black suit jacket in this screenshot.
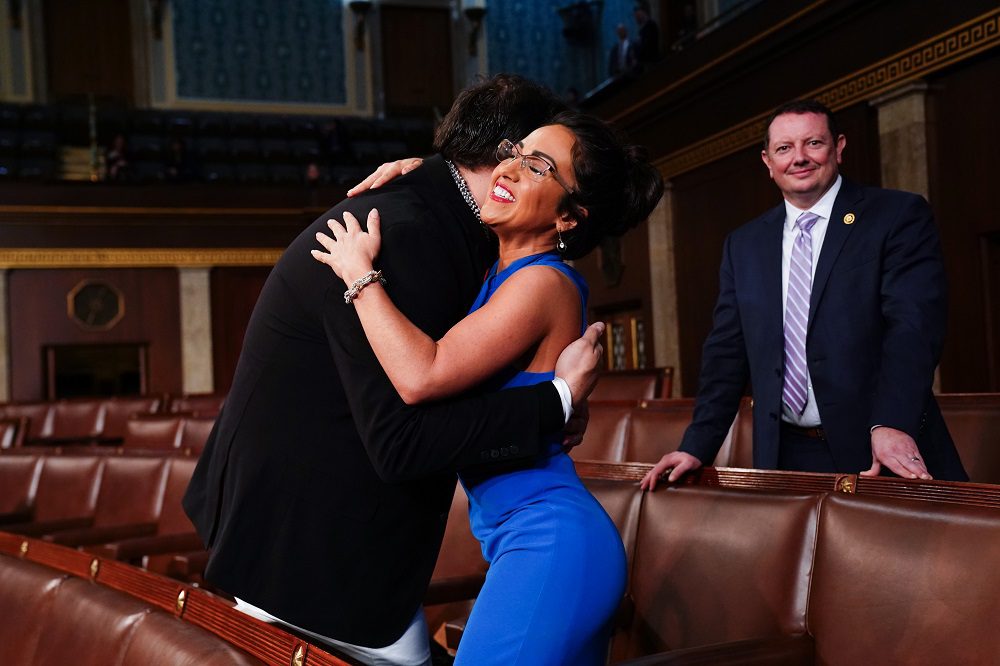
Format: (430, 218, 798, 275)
(182, 156, 565, 646)
(680, 180, 967, 480)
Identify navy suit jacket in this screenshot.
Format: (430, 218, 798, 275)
(680, 179, 967, 481)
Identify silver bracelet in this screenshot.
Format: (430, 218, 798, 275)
(344, 270, 385, 304)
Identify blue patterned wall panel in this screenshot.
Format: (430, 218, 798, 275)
(486, 0, 638, 99)
(172, 0, 346, 105)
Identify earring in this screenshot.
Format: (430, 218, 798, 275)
(557, 231, 566, 253)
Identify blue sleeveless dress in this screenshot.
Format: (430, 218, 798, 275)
(454, 251, 627, 666)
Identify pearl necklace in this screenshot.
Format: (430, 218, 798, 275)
(446, 160, 484, 228)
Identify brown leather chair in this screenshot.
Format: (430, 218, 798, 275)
(42, 398, 106, 445)
(0, 416, 27, 449)
(616, 486, 821, 660)
(167, 392, 226, 417)
(0, 453, 42, 524)
(0, 551, 65, 661)
(624, 400, 696, 463)
(723, 397, 754, 469)
(179, 414, 216, 454)
(4, 456, 104, 535)
(42, 457, 170, 546)
(937, 393, 1000, 484)
(0, 401, 54, 442)
(122, 414, 184, 450)
(591, 368, 673, 401)
(571, 400, 634, 462)
(807, 494, 1000, 664)
(86, 457, 204, 564)
(98, 396, 163, 444)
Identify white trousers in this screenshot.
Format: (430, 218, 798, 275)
(234, 597, 432, 666)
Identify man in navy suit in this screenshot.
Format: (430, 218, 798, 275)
(643, 100, 967, 488)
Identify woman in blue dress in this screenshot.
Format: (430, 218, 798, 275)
(312, 111, 663, 665)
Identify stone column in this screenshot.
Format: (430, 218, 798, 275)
(872, 82, 941, 391)
(178, 268, 214, 394)
(647, 183, 683, 396)
(0, 270, 8, 402)
(872, 82, 931, 199)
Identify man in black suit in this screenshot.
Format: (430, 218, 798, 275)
(183, 75, 603, 665)
(632, 1, 660, 67)
(643, 100, 967, 489)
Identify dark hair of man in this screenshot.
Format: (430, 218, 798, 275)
(551, 111, 664, 260)
(434, 74, 568, 170)
(762, 99, 840, 150)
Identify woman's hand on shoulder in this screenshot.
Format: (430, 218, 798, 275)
(347, 158, 424, 197)
(311, 208, 382, 284)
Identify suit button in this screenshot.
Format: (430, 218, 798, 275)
(775, 368, 782, 377)
(500, 447, 509, 457)
(491, 449, 499, 458)
(510, 445, 519, 454)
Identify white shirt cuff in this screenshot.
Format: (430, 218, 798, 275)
(551, 377, 574, 424)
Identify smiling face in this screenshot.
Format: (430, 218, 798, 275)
(761, 111, 846, 209)
(480, 124, 579, 246)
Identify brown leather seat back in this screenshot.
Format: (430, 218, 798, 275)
(92, 457, 170, 527)
(0, 402, 54, 441)
(724, 397, 754, 468)
(591, 370, 662, 401)
(123, 415, 183, 450)
(0, 416, 27, 448)
(0, 454, 42, 515)
(582, 477, 642, 565)
(620, 486, 820, 659)
(100, 396, 163, 442)
(0, 556, 65, 662)
(168, 392, 226, 416)
(571, 401, 633, 462)
(33, 456, 104, 521)
(159, 457, 198, 534)
(625, 400, 695, 463)
(179, 415, 216, 454)
(47, 399, 105, 442)
(122, 611, 266, 665)
(810, 494, 1000, 664)
(937, 394, 1000, 484)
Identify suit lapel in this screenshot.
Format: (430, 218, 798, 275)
(809, 180, 864, 327)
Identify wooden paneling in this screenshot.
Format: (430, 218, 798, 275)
(43, 0, 135, 105)
(210, 267, 271, 393)
(929, 53, 1000, 391)
(8, 269, 181, 401)
(671, 146, 776, 395)
(381, 7, 454, 116)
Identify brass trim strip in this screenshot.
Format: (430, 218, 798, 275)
(657, 7, 1000, 179)
(0, 248, 283, 268)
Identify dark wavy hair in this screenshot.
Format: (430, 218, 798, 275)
(434, 74, 568, 170)
(551, 111, 664, 260)
(763, 99, 841, 149)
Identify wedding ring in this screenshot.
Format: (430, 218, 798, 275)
(909, 456, 920, 462)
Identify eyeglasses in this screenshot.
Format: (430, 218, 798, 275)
(496, 139, 576, 196)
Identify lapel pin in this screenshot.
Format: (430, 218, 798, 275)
(843, 213, 855, 225)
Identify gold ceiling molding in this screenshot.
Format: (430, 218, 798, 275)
(0, 248, 284, 269)
(657, 7, 1000, 180)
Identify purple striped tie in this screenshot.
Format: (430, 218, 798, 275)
(783, 212, 819, 415)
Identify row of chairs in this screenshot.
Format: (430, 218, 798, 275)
(576, 393, 1000, 485)
(0, 392, 225, 448)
